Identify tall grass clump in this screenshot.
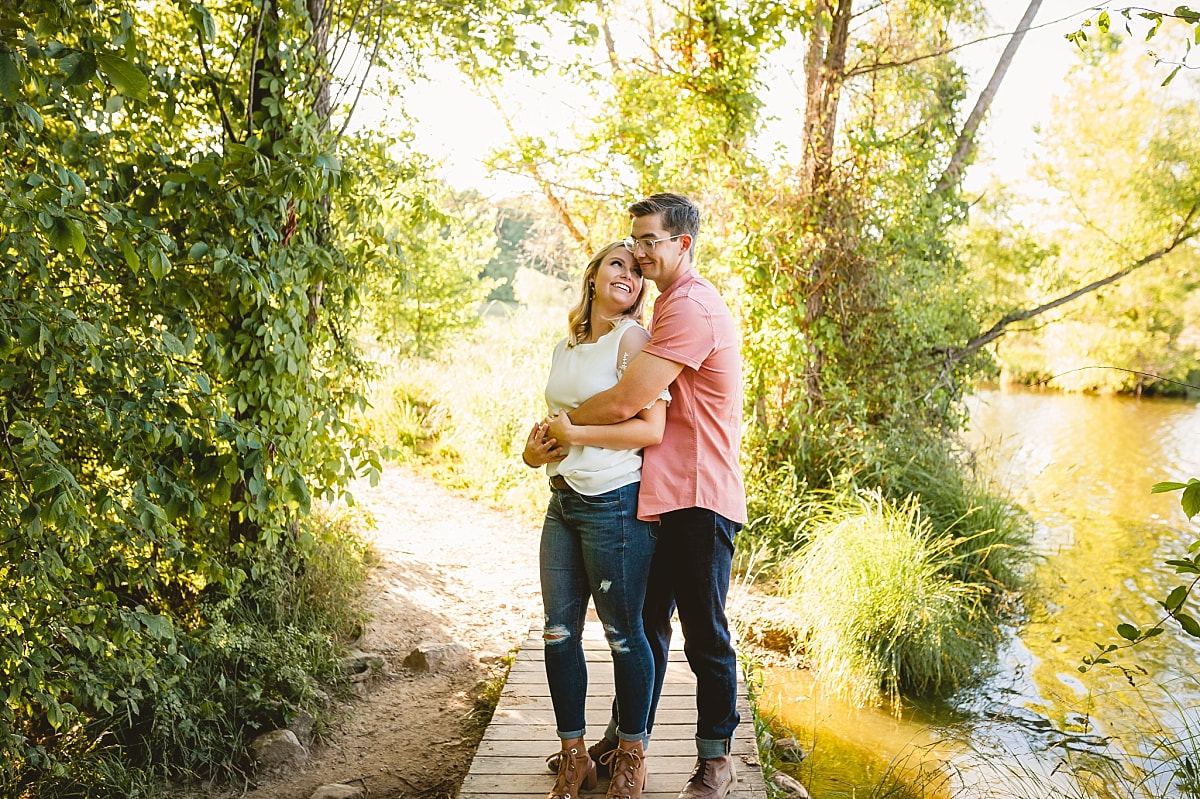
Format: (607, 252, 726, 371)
(361, 296, 566, 517)
(738, 459, 825, 576)
(781, 490, 1001, 711)
(860, 426, 1034, 591)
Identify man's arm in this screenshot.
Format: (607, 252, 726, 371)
(567, 350, 683, 425)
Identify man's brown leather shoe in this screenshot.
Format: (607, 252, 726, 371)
(676, 755, 736, 799)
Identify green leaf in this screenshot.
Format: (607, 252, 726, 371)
(32, 467, 66, 494)
(188, 242, 209, 259)
(1182, 482, 1200, 519)
(161, 331, 186, 356)
(120, 239, 140, 273)
(96, 53, 148, 101)
(18, 102, 43, 132)
(1176, 612, 1200, 638)
(48, 217, 87, 256)
(147, 248, 171, 281)
(1151, 481, 1188, 493)
(1165, 585, 1190, 611)
(1177, 6, 1200, 25)
(189, 1, 217, 41)
(1162, 65, 1182, 86)
(1117, 623, 1141, 641)
(0, 48, 20, 102)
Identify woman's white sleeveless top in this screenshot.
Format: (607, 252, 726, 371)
(544, 318, 644, 496)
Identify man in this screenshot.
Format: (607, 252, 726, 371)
(548, 192, 746, 799)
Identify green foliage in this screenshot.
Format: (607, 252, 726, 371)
(1067, 5, 1200, 81)
(362, 185, 500, 357)
(966, 37, 1200, 396)
(0, 0, 412, 789)
(740, 2, 990, 485)
(1083, 477, 1200, 674)
(363, 300, 564, 517)
(482, 201, 540, 302)
(779, 490, 1001, 711)
(1155, 478, 1200, 520)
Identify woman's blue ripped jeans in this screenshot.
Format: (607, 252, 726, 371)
(540, 480, 656, 743)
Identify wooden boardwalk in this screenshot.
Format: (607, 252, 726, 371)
(459, 622, 766, 799)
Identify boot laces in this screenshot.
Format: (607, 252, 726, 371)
(546, 746, 585, 799)
(687, 757, 717, 787)
(600, 747, 644, 798)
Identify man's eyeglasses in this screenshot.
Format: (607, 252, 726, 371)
(621, 234, 684, 254)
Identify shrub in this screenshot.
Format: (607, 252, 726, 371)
(780, 490, 1001, 711)
(0, 506, 372, 797)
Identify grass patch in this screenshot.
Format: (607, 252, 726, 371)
(780, 490, 1002, 711)
(357, 302, 564, 518)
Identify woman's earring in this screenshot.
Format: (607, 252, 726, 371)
(588, 282, 595, 298)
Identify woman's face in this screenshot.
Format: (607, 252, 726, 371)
(592, 248, 644, 314)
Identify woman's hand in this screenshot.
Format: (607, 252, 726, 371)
(522, 420, 565, 467)
(545, 410, 578, 447)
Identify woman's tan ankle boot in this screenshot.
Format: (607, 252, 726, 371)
(600, 739, 647, 799)
(545, 737, 597, 799)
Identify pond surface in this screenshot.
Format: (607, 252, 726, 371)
(760, 387, 1200, 798)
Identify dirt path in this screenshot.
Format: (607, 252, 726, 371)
(243, 465, 545, 799)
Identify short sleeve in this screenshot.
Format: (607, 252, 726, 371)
(641, 294, 714, 371)
(616, 322, 671, 409)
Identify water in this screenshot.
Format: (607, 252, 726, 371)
(760, 386, 1200, 797)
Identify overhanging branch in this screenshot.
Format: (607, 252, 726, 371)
(938, 215, 1200, 371)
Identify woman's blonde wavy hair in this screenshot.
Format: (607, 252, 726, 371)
(565, 241, 647, 347)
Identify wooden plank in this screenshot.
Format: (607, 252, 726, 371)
(458, 621, 766, 799)
(459, 772, 766, 795)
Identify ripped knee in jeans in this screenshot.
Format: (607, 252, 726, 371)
(543, 623, 572, 645)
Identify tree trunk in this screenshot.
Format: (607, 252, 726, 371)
(934, 0, 1043, 193)
(596, 0, 619, 74)
(800, 0, 853, 403)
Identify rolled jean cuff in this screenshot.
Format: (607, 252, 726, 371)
(557, 727, 586, 741)
(606, 719, 650, 749)
(696, 735, 732, 759)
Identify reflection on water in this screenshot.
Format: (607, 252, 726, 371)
(761, 387, 1200, 797)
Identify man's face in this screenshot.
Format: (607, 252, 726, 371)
(629, 212, 688, 288)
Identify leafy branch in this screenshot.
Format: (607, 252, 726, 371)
(1067, 5, 1200, 85)
(1081, 478, 1200, 676)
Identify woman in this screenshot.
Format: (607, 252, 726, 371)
(522, 241, 668, 799)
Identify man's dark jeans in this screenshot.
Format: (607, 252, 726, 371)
(607, 506, 741, 758)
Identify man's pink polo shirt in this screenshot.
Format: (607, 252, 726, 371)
(638, 269, 747, 524)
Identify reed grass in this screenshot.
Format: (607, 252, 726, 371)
(859, 426, 1034, 591)
(780, 490, 1000, 711)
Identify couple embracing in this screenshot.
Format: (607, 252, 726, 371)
(522, 193, 746, 799)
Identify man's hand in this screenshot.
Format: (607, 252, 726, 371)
(545, 410, 579, 447)
(522, 420, 565, 467)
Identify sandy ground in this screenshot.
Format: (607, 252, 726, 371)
(240, 465, 546, 799)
